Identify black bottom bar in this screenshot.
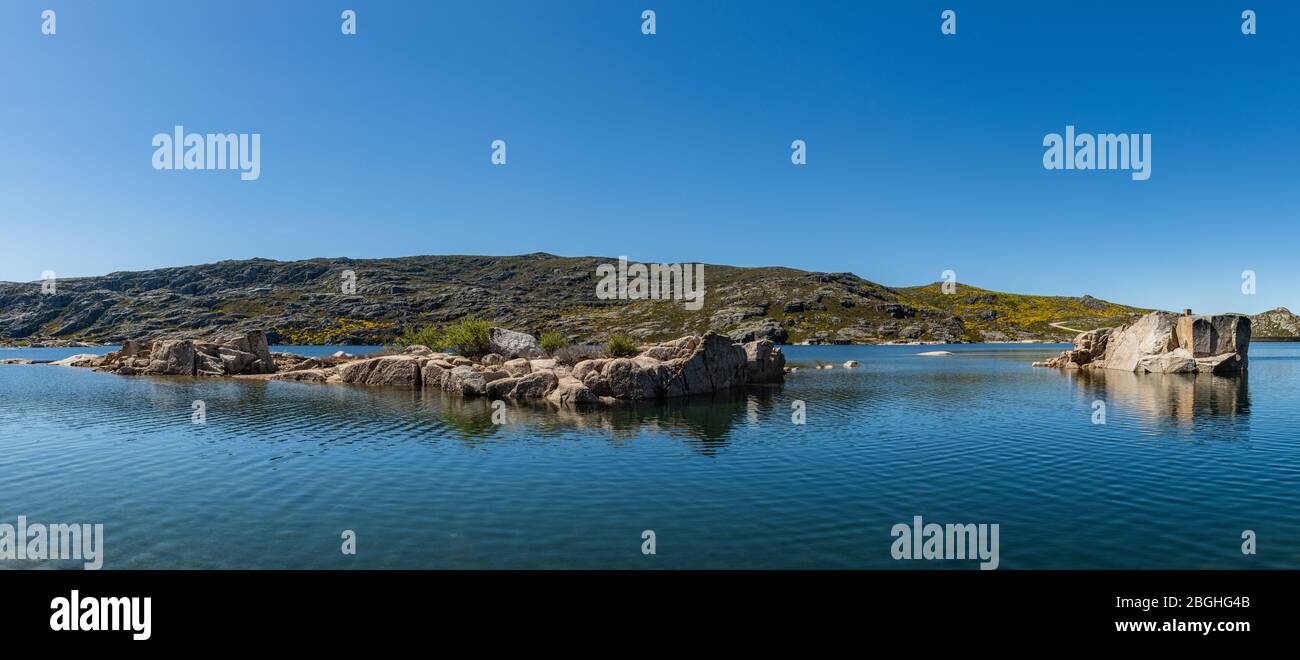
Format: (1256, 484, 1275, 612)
(2, 570, 1285, 645)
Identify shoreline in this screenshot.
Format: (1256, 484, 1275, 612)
(1, 337, 1080, 350)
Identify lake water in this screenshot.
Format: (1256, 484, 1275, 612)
(2, 343, 1297, 569)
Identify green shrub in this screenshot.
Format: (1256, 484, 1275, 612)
(395, 325, 442, 349)
(395, 317, 492, 357)
(539, 330, 567, 354)
(439, 318, 492, 357)
(606, 334, 639, 358)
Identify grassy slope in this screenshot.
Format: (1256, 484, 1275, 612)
(895, 283, 1150, 342)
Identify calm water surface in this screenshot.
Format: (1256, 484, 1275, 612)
(2, 343, 1298, 569)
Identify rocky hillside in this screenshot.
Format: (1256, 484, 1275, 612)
(0, 254, 1149, 346)
(1249, 307, 1300, 339)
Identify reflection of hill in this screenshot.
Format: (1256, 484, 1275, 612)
(1071, 369, 1249, 430)
(419, 386, 783, 454)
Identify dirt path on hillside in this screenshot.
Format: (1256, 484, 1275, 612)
(1048, 322, 1086, 334)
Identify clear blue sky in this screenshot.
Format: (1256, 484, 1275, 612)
(2, 1, 1297, 314)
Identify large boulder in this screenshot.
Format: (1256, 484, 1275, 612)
(1136, 348, 1197, 374)
(147, 339, 196, 375)
(1195, 352, 1247, 375)
(440, 366, 489, 395)
(1035, 311, 1249, 375)
(218, 346, 257, 374)
(194, 343, 227, 376)
(1177, 314, 1250, 365)
(511, 370, 557, 398)
(547, 376, 599, 406)
(486, 370, 558, 400)
(502, 358, 531, 377)
(664, 332, 749, 395)
(488, 327, 544, 359)
(579, 331, 756, 399)
(1103, 312, 1180, 372)
(245, 330, 276, 374)
(420, 361, 446, 388)
(337, 355, 422, 386)
(571, 359, 608, 382)
(584, 357, 668, 400)
(743, 339, 786, 383)
(219, 330, 275, 374)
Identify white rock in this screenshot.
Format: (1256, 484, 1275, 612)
(1137, 348, 1197, 373)
(49, 353, 104, 367)
(488, 327, 544, 359)
(1101, 312, 1180, 372)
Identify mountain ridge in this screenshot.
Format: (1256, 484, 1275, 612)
(0, 253, 1205, 346)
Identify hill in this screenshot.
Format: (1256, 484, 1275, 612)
(0, 254, 1150, 346)
(1250, 307, 1300, 339)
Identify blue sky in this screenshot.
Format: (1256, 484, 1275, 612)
(2, 1, 1297, 314)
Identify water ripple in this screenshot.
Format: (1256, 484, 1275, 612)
(1, 343, 1298, 568)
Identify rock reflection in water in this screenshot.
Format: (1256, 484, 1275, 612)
(418, 385, 781, 453)
(1070, 368, 1249, 431)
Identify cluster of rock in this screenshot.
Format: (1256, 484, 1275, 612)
(93, 330, 277, 376)
(278, 330, 785, 405)
(1034, 311, 1250, 375)
(60, 326, 786, 406)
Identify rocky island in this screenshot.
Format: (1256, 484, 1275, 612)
(56, 327, 787, 406)
(1034, 310, 1250, 375)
